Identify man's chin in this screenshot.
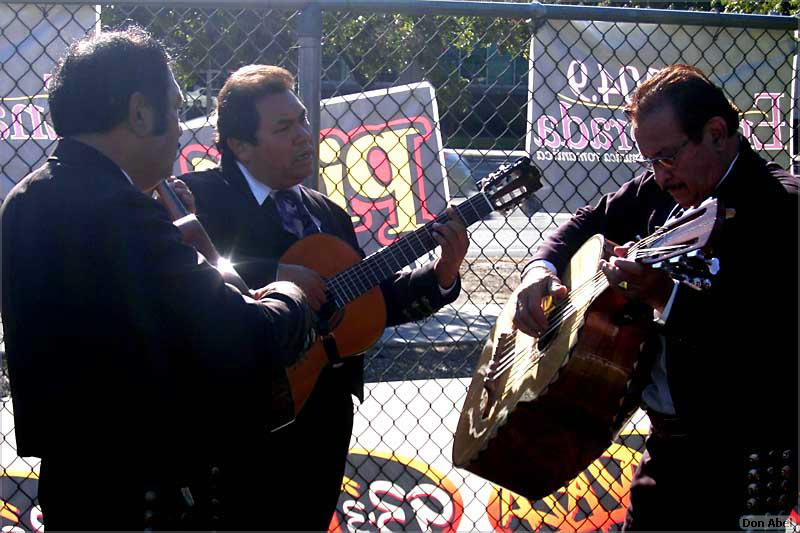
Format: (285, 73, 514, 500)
(668, 188, 693, 208)
(293, 163, 314, 181)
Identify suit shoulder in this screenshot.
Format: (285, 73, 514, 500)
(180, 167, 227, 190)
(300, 185, 347, 215)
(768, 164, 800, 197)
(4, 162, 53, 201)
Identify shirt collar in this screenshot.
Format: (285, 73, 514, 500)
(236, 160, 303, 205)
(119, 168, 135, 187)
(715, 150, 740, 191)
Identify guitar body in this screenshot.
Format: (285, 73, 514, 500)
(281, 233, 387, 413)
(453, 235, 650, 500)
(275, 157, 543, 416)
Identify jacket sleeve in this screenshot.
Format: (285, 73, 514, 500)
(103, 189, 312, 431)
(525, 176, 649, 276)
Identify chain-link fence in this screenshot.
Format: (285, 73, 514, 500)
(1, 1, 797, 530)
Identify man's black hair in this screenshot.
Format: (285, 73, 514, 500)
(48, 26, 172, 137)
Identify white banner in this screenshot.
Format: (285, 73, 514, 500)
(526, 20, 796, 213)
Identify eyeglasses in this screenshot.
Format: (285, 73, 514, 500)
(638, 139, 691, 171)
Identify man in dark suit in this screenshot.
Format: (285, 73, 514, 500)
(0, 29, 316, 530)
(513, 64, 798, 530)
(181, 64, 469, 530)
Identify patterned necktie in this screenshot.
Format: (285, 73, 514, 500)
(272, 189, 319, 239)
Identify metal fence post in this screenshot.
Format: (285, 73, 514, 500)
(298, 2, 322, 190)
(793, 29, 799, 175)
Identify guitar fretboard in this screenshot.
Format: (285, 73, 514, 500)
(326, 192, 494, 308)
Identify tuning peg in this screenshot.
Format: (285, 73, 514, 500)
(652, 261, 663, 270)
(706, 257, 720, 275)
(669, 256, 681, 264)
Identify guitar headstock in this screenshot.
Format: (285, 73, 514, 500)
(477, 157, 543, 214)
(633, 197, 729, 290)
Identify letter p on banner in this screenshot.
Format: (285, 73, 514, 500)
(319, 82, 449, 255)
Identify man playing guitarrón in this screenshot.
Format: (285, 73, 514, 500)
(181, 64, 469, 531)
(0, 29, 315, 530)
(513, 64, 798, 530)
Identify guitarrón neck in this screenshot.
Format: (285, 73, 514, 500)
(327, 192, 494, 308)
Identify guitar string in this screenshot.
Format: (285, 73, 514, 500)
(325, 194, 489, 307)
(500, 282, 611, 394)
(489, 271, 609, 385)
(494, 219, 716, 392)
(330, 195, 490, 304)
(486, 218, 712, 385)
(477, 206, 717, 407)
(493, 282, 606, 381)
(496, 216, 708, 362)
(327, 198, 708, 308)
(327, 187, 517, 304)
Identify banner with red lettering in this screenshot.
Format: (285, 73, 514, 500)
(525, 20, 796, 213)
(0, 5, 98, 198)
(318, 82, 447, 254)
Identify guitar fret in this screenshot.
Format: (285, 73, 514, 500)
(328, 160, 535, 307)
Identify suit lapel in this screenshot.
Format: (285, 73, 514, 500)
(220, 155, 262, 209)
(297, 186, 329, 234)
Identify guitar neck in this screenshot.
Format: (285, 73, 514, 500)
(327, 192, 494, 308)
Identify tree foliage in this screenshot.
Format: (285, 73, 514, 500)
(101, 1, 796, 145)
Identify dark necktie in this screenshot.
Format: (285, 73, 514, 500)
(272, 189, 320, 239)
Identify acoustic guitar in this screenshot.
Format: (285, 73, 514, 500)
(282, 157, 542, 415)
(452, 197, 731, 500)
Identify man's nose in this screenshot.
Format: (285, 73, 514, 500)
(294, 122, 312, 143)
(653, 165, 673, 188)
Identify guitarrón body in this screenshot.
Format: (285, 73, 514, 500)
(453, 198, 726, 500)
(452, 234, 649, 499)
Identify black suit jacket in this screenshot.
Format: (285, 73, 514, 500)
(0, 139, 312, 524)
(527, 139, 798, 487)
(182, 154, 461, 397)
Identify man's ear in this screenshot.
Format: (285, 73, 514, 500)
(128, 92, 155, 137)
(227, 137, 253, 164)
(705, 116, 729, 150)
